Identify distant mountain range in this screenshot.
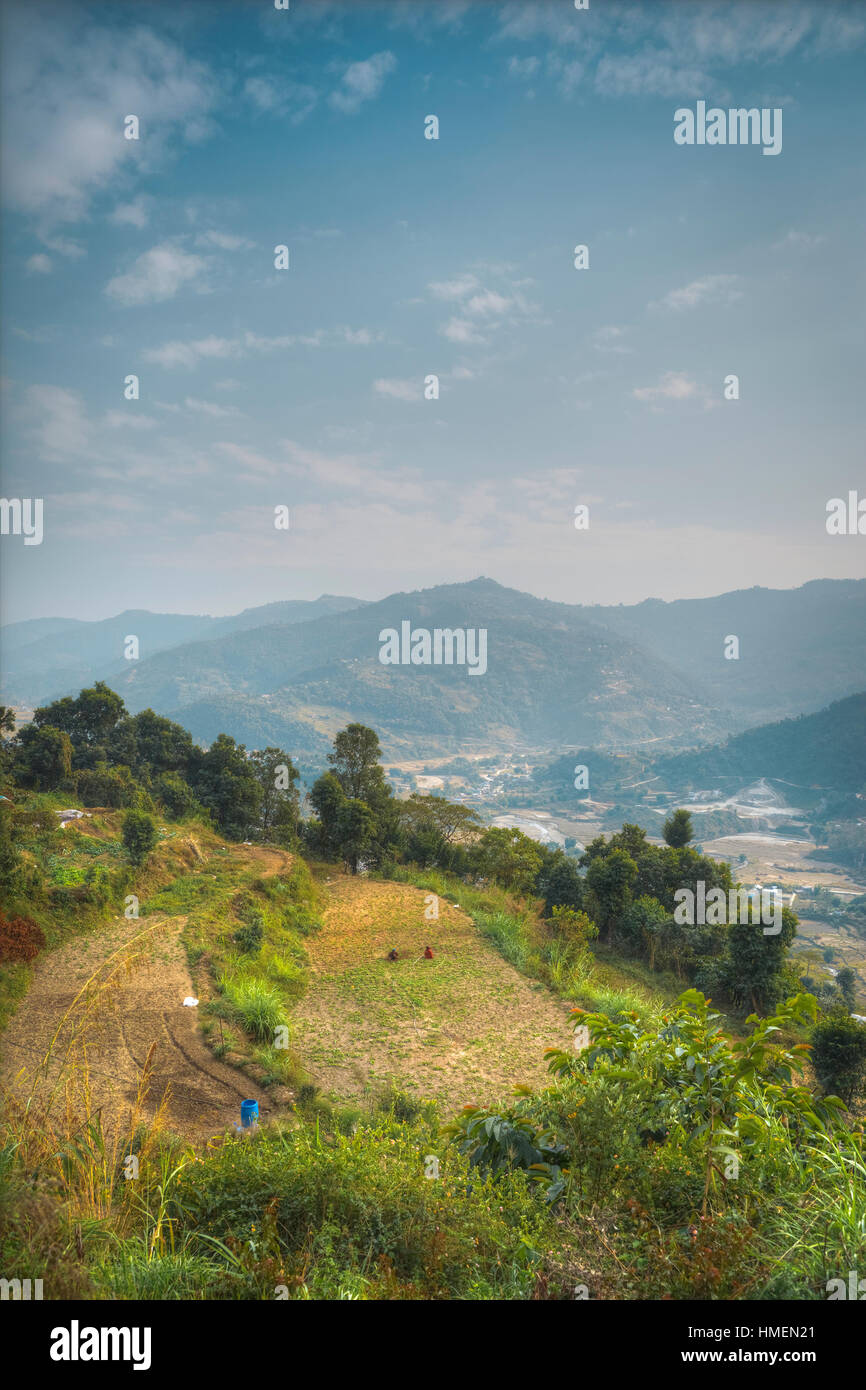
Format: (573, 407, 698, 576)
(3, 577, 864, 760)
(651, 691, 866, 794)
(0, 596, 366, 707)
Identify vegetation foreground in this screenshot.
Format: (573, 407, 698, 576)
(1, 688, 864, 1300)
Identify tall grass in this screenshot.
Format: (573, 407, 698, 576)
(386, 863, 661, 1023)
(218, 974, 287, 1042)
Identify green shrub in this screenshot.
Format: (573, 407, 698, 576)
(220, 974, 287, 1042)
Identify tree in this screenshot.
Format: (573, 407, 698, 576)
(663, 809, 694, 848)
(473, 827, 543, 894)
(33, 682, 126, 764)
(398, 793, 481, 868)
(537, 851, 584, 915)
(811, 1007, 866, 1106)
(154, 771, 202, 821)
(126, 708, 194, 777)
(550, 905, 598, 950)
(336, 798, 376, 874)
(14, 724, 74, 790)
(836, 967, 858, 1011)
(329, 724, 389, 806)
(191, 734, 261, 839)
(618, 894, 669, 969)
(724, 903, 798, 1014)
(308, 772, 348, 860)
(608, 823, 650, 859)
(77, 762, 142, 808)
(249, 747, 300, 844)
(122, 809, 158, 866)
(585, 848, 638, 940)
(327, 723, 399, 868)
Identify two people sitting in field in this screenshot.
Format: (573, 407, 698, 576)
(387, 945, 434, 961)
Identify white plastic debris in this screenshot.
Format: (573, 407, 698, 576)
(182, 996, 199, 1007)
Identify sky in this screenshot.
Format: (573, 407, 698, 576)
(1, 0, 865, 623)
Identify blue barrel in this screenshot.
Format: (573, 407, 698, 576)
(240, 1099, 259, 1128)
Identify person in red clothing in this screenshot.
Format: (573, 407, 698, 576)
(423, 945, 434, 959)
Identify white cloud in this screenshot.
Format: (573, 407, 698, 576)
(103, 410, 157, 429)
(110, 197, 151, 229)
(184, 397, 243, 419)
(593, 324, 632, 354)
(650, 274, 742, 313)
(595, 51, 714, 99)
(39, 233, 85, 259)
(281, 439, 426, 502)
(340, 326, 382, 345)
(428, 274, 480, 301)
(465, 290, 512, 316)
(507, 56, 540, 79)
(195, 230, 256, 251)
(1, 15, 218, 223)
(143, 336, 238, 369)
(106, 241, 208, 306)
(441, 316, 486, 344)
(142, 330, 323, 369)
(633, 371, 707, 406)
(329, 52, 397, 114)
(772, 230, 826, 251)
(374, 378, 421, 402)
(244, 76, 318, 124)
(23, 385, 90, 459)
(25, 253, 53, 274)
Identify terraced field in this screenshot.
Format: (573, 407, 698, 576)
(292, 875, 573, 1107)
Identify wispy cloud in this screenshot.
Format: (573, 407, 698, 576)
(2, 15, 217, 224)
(329, 52, 397, 114)
(650, 274, 742, 313)
(143, 332, 318, 369)
(244, 75, 318, 124)
(109, 197, 152, 229)
(105, 241, 209, 306)
(633, 371, 712, 408)
(374, 377, 422, 402)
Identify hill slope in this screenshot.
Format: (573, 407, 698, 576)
(0, 596, 366, 706)
(112, 578, 734, 756)
(651, 691, 866, 792)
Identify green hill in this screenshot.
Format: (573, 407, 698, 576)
(652, 691, 866, 792)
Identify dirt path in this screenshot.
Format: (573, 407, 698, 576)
(292, 877, 573, 1109)
(0, 914, 270, 1142)
(0, 844, 293, 1143)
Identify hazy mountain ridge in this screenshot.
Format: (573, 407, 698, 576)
(105, 578, 732, 756)
(650, 690, 866, 792)
(4, 578, 864, 759)
(0, 596, 366, 705)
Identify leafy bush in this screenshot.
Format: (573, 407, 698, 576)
(811, 1007, 866, 1105)
(121, 809, 158, 866)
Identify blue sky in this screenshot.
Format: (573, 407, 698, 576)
(1, 0, 865, 622)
